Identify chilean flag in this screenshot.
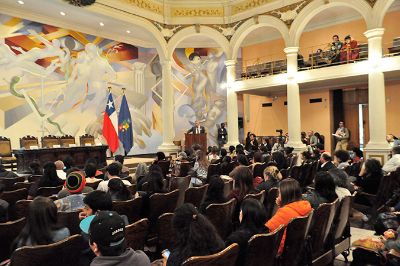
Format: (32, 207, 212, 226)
(102, 93, 119, 153)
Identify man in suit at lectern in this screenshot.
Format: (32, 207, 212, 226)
(187, 120, 205, 134)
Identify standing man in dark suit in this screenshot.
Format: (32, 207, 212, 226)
(217, 123, 228, 148)
(187, 120, 205, 134)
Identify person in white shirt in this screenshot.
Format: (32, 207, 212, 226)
(97, 162, 131, 192)
(54, 160, 66, 180)
(382, 146, 400, 173)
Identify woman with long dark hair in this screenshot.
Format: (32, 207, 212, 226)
(354, 158, 383, 207)
(226, 198, 268, 265)
(228, 167, 258, 203)
(28, 162, 63, 199)
(199, 175, 226, 213)
(166, 203, 224, 266)
(304, 171, 338, 209)
(12, 197, 70, 250)
(108, 178, 133, 201)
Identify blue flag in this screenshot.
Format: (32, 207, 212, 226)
(118, 95, 133, 153)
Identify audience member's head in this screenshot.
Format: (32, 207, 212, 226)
(29, 160, 43, 175)
(211, 146, 219, 155)
(314, 172, 338, 203)
(391, 146, 400, 155)
(253, 152, 263, 163)
(235, 167, 254, 199)
(220, 148, 227, 158)
(207, 146, 212, 154)
(301, 151, 312, 161)
(88, 211, 127, 257)
(239, 198, 267, 232)
(328, 168, 350, 189)
(135, 163, 148, 178)
(156, 151, 166, 162)
(177, 152, 188, 161)
(263, 165, 282, 182)
(278, 178, 302, 207)
(106, 162, 122, 178)
(363, 158, 383, 177)
(332, 34, 339, 41)
(237, 154, 249, 166)
(192, 144, 201, 152)
(352, 147, 363, 161)
(114, 155, 125, 165)
(84, 163, 98, 178)
(172, 203, 224, 264)
(65, 172, 86, 194)
(108, 178, 132, 201)
(54, 160, 64, 171)
(320, 152, 332, 163)
(205, 175, 225, 202)
(82, 191, 113, 218)
(235, 144, 244, 153)
(63, 156, 75, 170)
(272, 151, 286, 170)
(42, 162, 59, 181)
(229, 145, 235, 154)
(334, 150, 350, 164)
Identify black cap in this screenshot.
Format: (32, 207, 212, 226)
(89, 211, 125, 247)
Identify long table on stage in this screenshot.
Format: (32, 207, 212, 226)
(13, 145, 108, 173)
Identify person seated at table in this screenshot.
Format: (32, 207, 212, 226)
(340, 35, 359, 62)
(28, 162, 64, 199)
(55, 172, 92, 211)
(54, 160, 66, 180)
(97, 163, 131, 192)
(114, 155, 130, 177)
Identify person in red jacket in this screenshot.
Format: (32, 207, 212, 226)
(265, 178, 312, 254)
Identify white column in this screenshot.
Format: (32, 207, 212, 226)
(158, 59, 179, 154)
(132, 62, 146, 112)
(284, 47, 305, 153)
(363, 28, 391, 162)
(225, 59, 239, 147)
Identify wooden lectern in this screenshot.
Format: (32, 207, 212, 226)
(185, 133, 207, 150)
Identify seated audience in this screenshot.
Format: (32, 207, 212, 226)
(257, 166, 281, 193)
(271, 151, 287, 170)
(166, 203, 225, 266)
(82, 211, 150, 266)
(84, 163, 103, 183)
(28, 160, 43, 175)
(301, 151, 313, 165)
(220, 148, 227, 160)
(172, 152, 189, 176)
(154, 151, 166, 164)
(304, 172, 338, 209)
(383, 146, 400, 173)
(266, 178, 312, 254)
(79, 190, 113, 220)
(314, 132, 324, 150)
(134, 162, 148, 184)
(0, 163, 17, 178)
(63, 156, 75, 171)
(54, 160, 66, 180)
(318, 152, 336, 172)
(137, 164, 162, 191)
(138, 169, 166, 217)
(108, 178, 133, 201)
(228, 145, 236, 158)
(334, 150, 350, 169)
(220, 156, 234, 176)
(226, 198, 268, 266)
(0, 184, 9, 222)
(28, 162, 64, 199)
(245, 133, 258, 152)
(56, 172, 93, 211)
(12, 197, 70, 250)
(114, 155, 130, 176)
(328, 168, 352, 200)
(97, 163, 131, 192)
(387, 134, 400, 148)
(260, 137, 271, 152)
(340, 35, 359, 62)
(207, 146, 220, 162)
(199, 175, 226, 213)
(229, 154, 249, 179)
(250, 151, 263, 170)
(191, 150, 210, 186)
(354, 158, 383, 206)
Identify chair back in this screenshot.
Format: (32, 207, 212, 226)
(244, 225, 285, 266)
(253, 163, 267, 179)
(170, 175, 191, 207)
(182, 243, 240, 266)
(184, 184, 208, 208)
(157, 160, 171, 178)
(308, 200, 338, 258)
(223, 179, 234, 198)
(280, 211, 313, 266)
(0, 217, 26, 262)
(28, 175, 42, 183)
(19, 135, 38, 149)
(1, 176, 25, 191)
(157, 213, 175, 253)
(112, 197, 142, 223)
(79, 134, 95, 146)
(0, 136, 12, 156)
(205, 198, 236, 239)
(59, 135, 75, 147)
(0, 188, 28, 206)
(9, 234, 84, 266)
(57, 210, 81, 235)
(264, 187, 278, 220)
(333, 195, 353, 242)
(13, 200, 32, 220)
(13, 182, 33, 191)
(149, 189, 179, 228)
(244, 190, 265, 203)
(36, 186, 63, 197)
(41, 135, 60, 148)
(125, 218, 149, 251)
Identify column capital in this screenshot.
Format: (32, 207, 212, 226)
(284, 47, 299, 55)
(224, 59, 237, 67)
(364, 28, 385, 39)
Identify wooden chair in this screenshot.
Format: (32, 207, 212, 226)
(0, 188, 28, 206)
(264, 187, 278, 220)
(19, 135, 38, 150)
(223, 179, 234, 198)
(332, 195, 353, 262)
(112, 197, 142, 223)
(244, 190, 265, 203)
(184, 184, 208, 209)
(125, 218, 149, 251)
(149, 189, 179, 230)
(36, 186, 63, 197)
(59, 135, 75, 148)
(244, 225, 285, 266)
(0, 136, 17, 170)
(9, 234, 85, 266)
(0, 217, 26, 262)
(41, 135, 60, 148)
(308, 200, 339, 265)
(13, 182, 33, 191)
(279, 211, 313, 266)
(169, 175, 191, 208)
(13, 200, 32, 220)
(205, 198, 236, 239)
(79, 134, 95, 146)
(1, 176, 25, 191)
(28, 175, 42, 183)
(157, 213, 175, 253)
(57, 210, 81, 235)
(181, 243, 240, 266)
